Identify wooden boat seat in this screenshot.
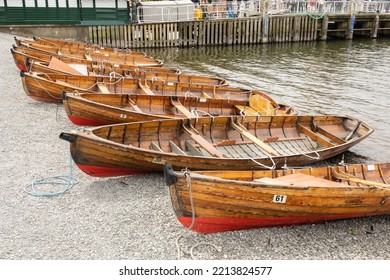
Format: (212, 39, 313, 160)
(264, 173, 347, 188)
(170, 98, 196, 118)
(182, 126, 228, 158)
(297, 124, 335, 148)
(150, 142, 163, 152)
(169, 140, 187, 155)
(97, 83, 110, 94)
(202, 92, 211, 98)
(316, 126, 346, 144)
(138, 81, 155, 95)
(185, 140, 211, 157)
(85, 53, 93, 61)
(230, 120, 281, 156)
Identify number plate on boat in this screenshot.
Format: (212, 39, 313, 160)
(367, 164, 376, 171)
(272, 194, 287, 204)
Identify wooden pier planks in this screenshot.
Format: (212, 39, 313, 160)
(88, 14, 390, 48)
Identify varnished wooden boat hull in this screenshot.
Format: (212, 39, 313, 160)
(20, 72, 286, 110)
(18, 36, 141, 55)
(59, 115, 374, 177)
(11, 47, 177, 73)
(163, 163, 390, 233)
(27, 60, 228, 86)
(20, 71, 145, 103)
(11, 48, 175, 74)
(11, 45, 163, 73)
(14, 43, 163, 67)
(15, 36, 147, 56)
(62, 92, 296, 126)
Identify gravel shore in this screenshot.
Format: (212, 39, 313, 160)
(0, 31, 389, 260)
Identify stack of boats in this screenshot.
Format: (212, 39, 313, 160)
(12, 36, 390, 234)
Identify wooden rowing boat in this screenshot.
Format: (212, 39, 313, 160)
(15, 38, 148, 58)
(163, 162, 390, 234)
(62, 92, 296, 126)
(15, 36, 146, 56)
(26, 58, 228, 86)
(13, 44, 164, 68)
(59, 115, 374, 177)
(20, 71, 142, 103)
(20, 71, 279, 107)
(11, 47, 179, 73)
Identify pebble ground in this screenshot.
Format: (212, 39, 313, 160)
(0, 31, 389, 260)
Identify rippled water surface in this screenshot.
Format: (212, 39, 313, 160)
(140, 39, 390, 164)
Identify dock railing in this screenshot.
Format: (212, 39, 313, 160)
(135, 1, 390, 23)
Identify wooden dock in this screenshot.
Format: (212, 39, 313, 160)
(88, 13, 390, 49)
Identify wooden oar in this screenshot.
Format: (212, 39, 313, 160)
(332, 169, 390, 189)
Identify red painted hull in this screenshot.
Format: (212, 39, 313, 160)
(76, 163, 151, 177)
(178, 213, 389, 234)
(68, 115, 111, 126)
(16, 64, 27, 71)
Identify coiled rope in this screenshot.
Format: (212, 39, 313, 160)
(24, 154, 79, 197)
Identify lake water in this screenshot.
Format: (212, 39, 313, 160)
(139, 39, 390, 165)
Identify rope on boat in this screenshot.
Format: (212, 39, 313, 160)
(184, 91, 198, 98)
(175, 169, 221, 260)
(250, 157, 276, 170)
(191, 109, 215, 119)
(23, 154, 79, 197)
(31, 72, 63, 101)
(151, 76, 165, 83)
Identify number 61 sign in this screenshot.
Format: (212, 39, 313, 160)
(272, 194, 287, 204)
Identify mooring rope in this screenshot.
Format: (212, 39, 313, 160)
(175, 169, 221, 260)
(23, 154, 79, 197)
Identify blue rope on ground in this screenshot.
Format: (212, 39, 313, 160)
(24, 155, 79, 197)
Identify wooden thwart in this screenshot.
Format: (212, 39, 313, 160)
(297, 124, 335, 148)
(169, 140, 187, 155)
(85, 53, 93, 61)
(182, 125, 227, 158)
(138, 81, 155, 95)
(185, 140, 205, 156)
(97, 83, 110, 94)
(170, 97, 196, 118)
(230, 120, 281, 156)
(316, 126, 346, 144)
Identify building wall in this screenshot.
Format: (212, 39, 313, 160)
(0, 0, 130, 25)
